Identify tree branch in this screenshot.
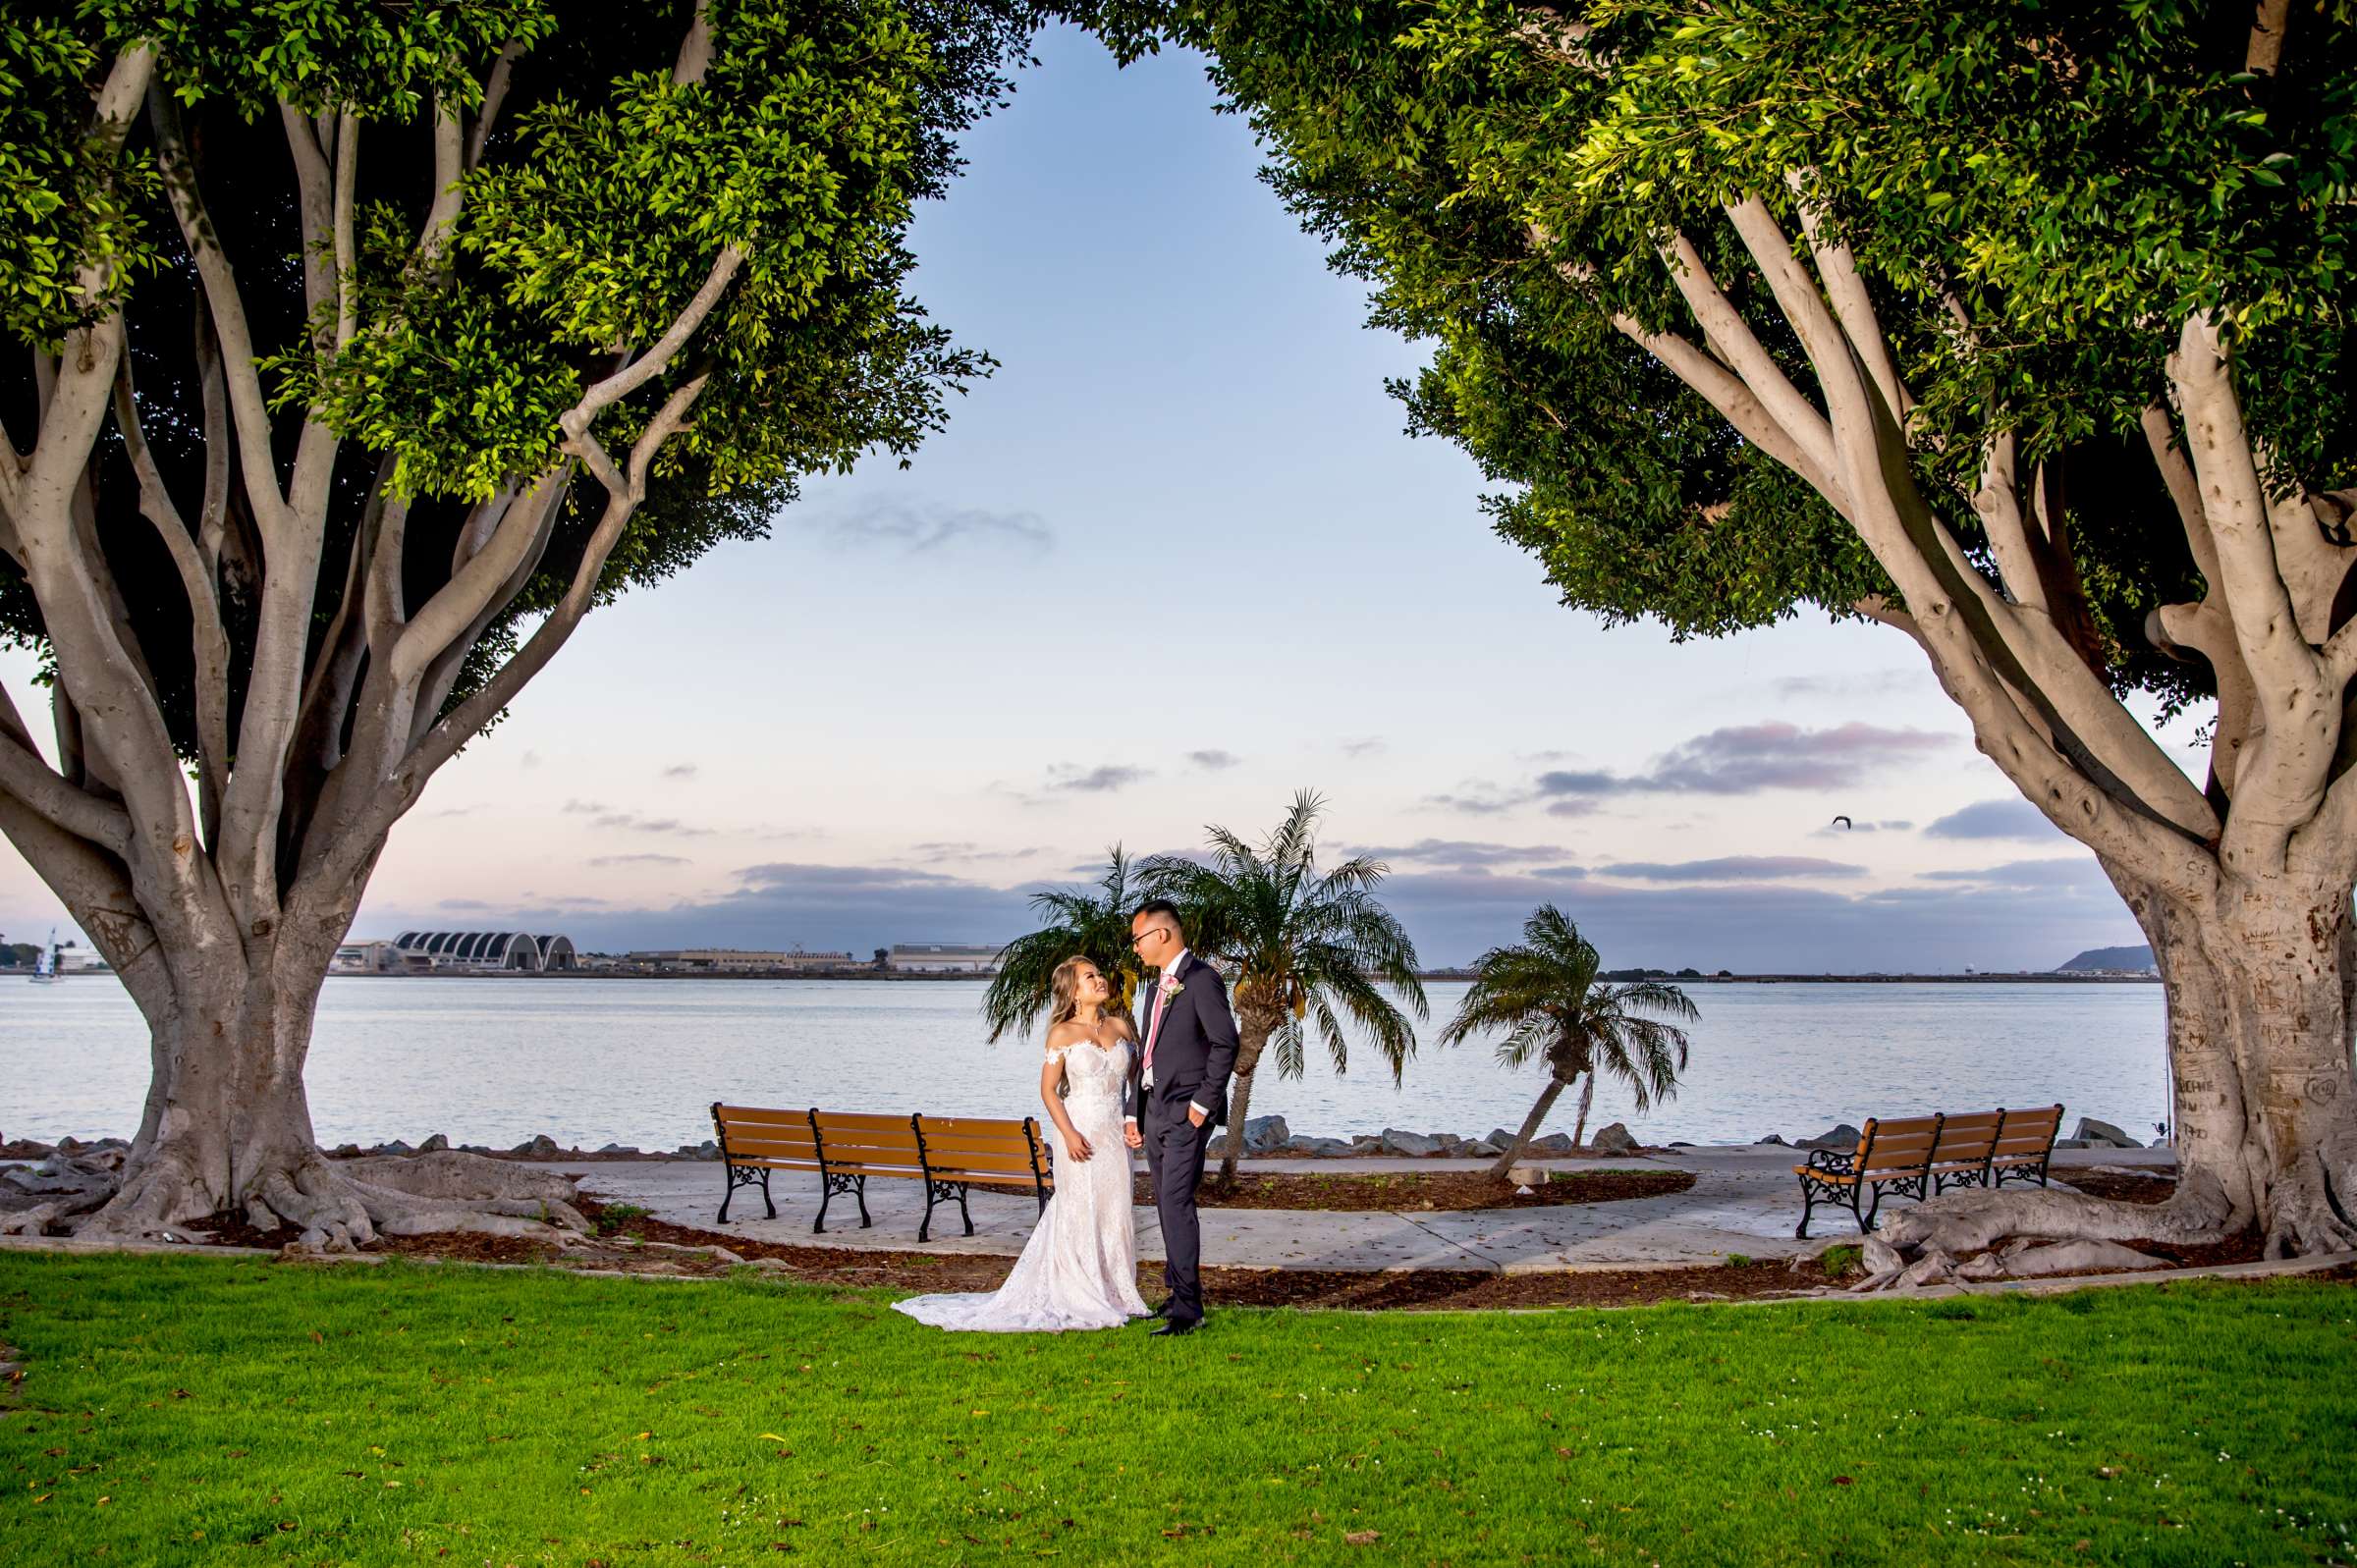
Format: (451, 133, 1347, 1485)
(311, 377, 708, 893)
(388, 465, 566, 686)
(2168, 316, 2325, 731)
(0, 680, 133, 853)
(673, 0, 716, 86)
(279, 104, 336, 332)
(332, 110, 359, 351)
(1654, 231, 1842, 501)
(559, 246, 742, 440)
(466, 41, 523, 171)
(419, 91, 466, 265)
(112, 356, 231, 838)
(1782, 172, 1910, 424)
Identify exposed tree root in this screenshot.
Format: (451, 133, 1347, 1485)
(1875, 1174, 2237, 1259)
(1845, 1173, 2253, 1291)
(60, 1147, 588, 1253)
(2259, 1149, 2357, 1260)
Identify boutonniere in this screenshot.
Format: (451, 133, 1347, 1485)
(1158, 975, 1185, 1002)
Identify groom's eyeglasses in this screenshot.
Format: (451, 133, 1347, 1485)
(1129, 927, 1175, 950)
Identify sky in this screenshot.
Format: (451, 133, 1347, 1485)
(0, 27, 2205, 972)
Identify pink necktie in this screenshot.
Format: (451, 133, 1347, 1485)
(1143, 983, 1172, 1075)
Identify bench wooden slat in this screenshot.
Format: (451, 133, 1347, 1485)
(1797, 1104, 2063, 1238)
(813, 1111, 923, 1132)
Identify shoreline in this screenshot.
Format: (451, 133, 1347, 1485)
(299, 968, 2164, 984)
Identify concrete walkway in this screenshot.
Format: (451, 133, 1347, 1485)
(552, 1144, 2179, 1275)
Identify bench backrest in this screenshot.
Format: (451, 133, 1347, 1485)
(811, 1110, 926, 1173)
(711, 1103, 822, 1168)
(1930, 1109, 2004, 1165)
(916, 1114, 1052, 1191)
(1990, 1104, 2064, 1162)
(1856, 1113, 1943, 1176)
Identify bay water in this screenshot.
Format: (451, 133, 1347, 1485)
(4, 977, 2170, 1151)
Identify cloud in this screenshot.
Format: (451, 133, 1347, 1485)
(1597, 856, 1867, 882)
(589, 812, 714, 837)
(563, 798, 606, 814)
(1341, 737, 1387, 758)
(1769, 669, 1930, 701)
(1589, 722, 1954, 797)
(662, 764, 698, 781)
(1186, 749, 1239, 771)
(1045, 764, 1148, 793)
(1349, 838, 1580, 870)
(428, 806, 478, 819)
(520, 750, 541, 770)
(1923, 798, 2064, 841)
(1917, 857, 2107, 891)
(437, 897, 492, 910)
(1810, 818, 1914, 838)
(1367, 864, 2140, 971)
(910, 841, 1051, 863)
(588, 853, 692, 868)
(1424, 783, 1528, 816)
(806, 496, 1053, 554)
(1437, 724, 1954, 818)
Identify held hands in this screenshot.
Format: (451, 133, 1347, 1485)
(1124, 1123, 1144, 1149)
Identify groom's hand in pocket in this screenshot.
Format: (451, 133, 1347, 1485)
(1186, 1107, 1207, 1128)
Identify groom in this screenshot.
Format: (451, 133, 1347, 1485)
(1123, 898, 1238, 1335)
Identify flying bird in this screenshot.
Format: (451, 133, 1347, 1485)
(1831, 815, 1853, 830)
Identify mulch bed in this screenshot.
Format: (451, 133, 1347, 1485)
(1158, 1167, 1695, 1213)
(2048, 1174, 2269, 1267)
(2058, 1170, 2176, 1205)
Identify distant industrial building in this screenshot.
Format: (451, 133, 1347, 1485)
(389, 931, 578, 972)
(888, 943, 1004, 974)
(627, 947, 854, 972)
(330, 939, 424, 975)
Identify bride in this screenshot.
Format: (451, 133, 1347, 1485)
(893, 955, 1152, 1332)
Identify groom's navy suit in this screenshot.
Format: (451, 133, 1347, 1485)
(1124, 951, 1238, 1326)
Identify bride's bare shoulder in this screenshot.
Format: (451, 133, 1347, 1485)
(1044, 1019, 1087, 1052)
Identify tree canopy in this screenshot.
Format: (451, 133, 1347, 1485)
(1097, 0, 2353, 722)
(1, 0, 1031, 775)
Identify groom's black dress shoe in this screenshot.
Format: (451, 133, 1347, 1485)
(1143, 1300, 1171, 1319)
(1148, 1319, 1200, 1337)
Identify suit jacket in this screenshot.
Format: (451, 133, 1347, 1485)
(1124, 951, 1240, 1128)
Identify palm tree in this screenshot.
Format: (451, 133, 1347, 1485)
(1439, 905, 1697, 1177)
(982, 846, 1150, 1043)
(1141, 790, 1427, 1181)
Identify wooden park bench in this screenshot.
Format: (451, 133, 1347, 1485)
(709, 1104, 1055, 1241)
(1794, 1104, 2063, 1237)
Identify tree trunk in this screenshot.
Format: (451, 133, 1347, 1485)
(37, 935, 586, 1248)
(1567, 1069, 1596, 1153)
(1886, 868, 2357, 1259)
(1490, 1076, 1571, 1178)
(1215, 1008, 1279, 1182)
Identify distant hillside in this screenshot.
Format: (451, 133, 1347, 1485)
(2057, 945, 2156, 973)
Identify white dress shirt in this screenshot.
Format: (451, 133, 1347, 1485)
(1126, 949, 1211, 1124)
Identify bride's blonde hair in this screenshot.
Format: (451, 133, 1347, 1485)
(1048, 955, 1105, 1027)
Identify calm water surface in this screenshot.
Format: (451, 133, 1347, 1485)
(2, 977, 2169, 1149)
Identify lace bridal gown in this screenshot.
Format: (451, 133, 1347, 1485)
(893, 1038, 1151, 1332)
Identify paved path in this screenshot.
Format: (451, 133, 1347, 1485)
(552, 1145, 2178, 1275)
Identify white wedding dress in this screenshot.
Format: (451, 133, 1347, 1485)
(893, 1038, 1150, 1332)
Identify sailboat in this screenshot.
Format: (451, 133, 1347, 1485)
(28, 929, 61, 984)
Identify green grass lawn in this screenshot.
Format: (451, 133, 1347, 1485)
(1, 1255, 2350, 1566)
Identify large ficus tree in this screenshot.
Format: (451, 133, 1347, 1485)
(1098, 0, 2357, 1255)
(0, 0, 1027, 1244)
